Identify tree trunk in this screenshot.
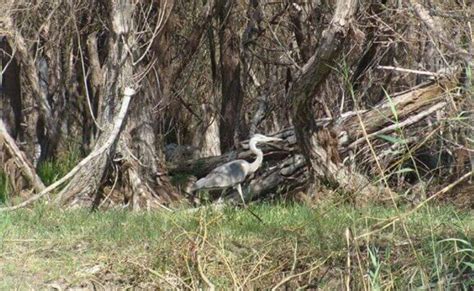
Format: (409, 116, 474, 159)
(0, 119, 45, 196)
(0, 38, 22, 140)
(196, 22, 221, 158)
(218, 0, 244, 152)
(196, 102, 221, 158)
(5, 22, 61, 165)
(289, 0, 311, 63)
(54, 0, 178, 209)
(289, 0, 377, 198)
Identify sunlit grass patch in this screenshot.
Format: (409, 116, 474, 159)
(0, 202, 472, 289)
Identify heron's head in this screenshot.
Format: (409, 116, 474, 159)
(251, 134, 282, 144)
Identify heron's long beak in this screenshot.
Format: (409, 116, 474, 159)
(267, 136, 283, 142)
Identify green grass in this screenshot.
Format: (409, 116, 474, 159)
(0, 145, 81, 207)
(0, 171, 10, 204)
(0, 202, 472, 289)
(37, 144, 81, 186)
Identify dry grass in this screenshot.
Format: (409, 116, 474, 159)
(0, 202, 472, 289)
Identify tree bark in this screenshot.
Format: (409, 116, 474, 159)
(218, 0, 244, 152)
(0, 38, 22, 140)
(196, 102, 221, 158)
(54, 1, 179, 209)
(289, 0, 311, 63)
(0, 120, 45, 195)
(289, 0, 369, 197)
(4, 16, 62, 164)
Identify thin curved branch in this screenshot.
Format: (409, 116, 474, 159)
(0, 88, 136, 212)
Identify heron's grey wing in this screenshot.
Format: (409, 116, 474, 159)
(193, 160, 248, 190)
(209, 160, 249, 175)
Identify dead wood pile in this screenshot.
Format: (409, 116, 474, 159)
(169, 75, 470, 204)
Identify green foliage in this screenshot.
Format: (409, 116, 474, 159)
(170, 173, 192, 187)
(37, 144, 81, 186)
(376, 133, 405, 145)
(0, 144, 81, 205)
(368, 246, 383, 290)
(36, 161, 59, 186)
(0, 171, 10, 204)
(193, 159, 206, 175)
(432, 238, 474, 288)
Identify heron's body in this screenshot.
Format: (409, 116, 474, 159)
(191, 134, 281, 205)
(193, 160, 248, 190)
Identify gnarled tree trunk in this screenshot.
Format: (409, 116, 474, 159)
(288, 0, 387, 200)
(56, 1, 178, 209)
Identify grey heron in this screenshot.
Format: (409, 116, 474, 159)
(191, 134, 282, 206)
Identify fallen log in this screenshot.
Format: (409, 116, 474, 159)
(170, 76, 462, 203)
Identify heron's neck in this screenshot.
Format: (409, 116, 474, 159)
(249, 140, 263, 173)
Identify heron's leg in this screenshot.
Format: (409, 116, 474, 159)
(235, 184, 247, 207)
(236, 184, 263, 223)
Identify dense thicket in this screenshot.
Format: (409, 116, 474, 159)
(0, 0, 472, 210)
